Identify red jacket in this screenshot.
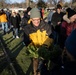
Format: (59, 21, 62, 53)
(62, 21, 76, 36)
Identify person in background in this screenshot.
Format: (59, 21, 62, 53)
(0, 9, 8, 35)
(5, 8, 11, 29)
(10, 10, 20, 38)
(62, 8, 76, 36)
(21, 7, 31, 45)
(15, 10, 21, 33)
(40, 8, 44, 19)
(61, 8, 76, 49)
(51, 4, 65, 45)
(21, 7, 32, 26)
(47, 8, 56, 25)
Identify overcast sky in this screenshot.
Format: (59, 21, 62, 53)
(8, 0, 71, 3)
(8, 0, 25, 3)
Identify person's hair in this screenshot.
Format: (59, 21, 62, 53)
(56, 4, 62, 9)
(0, 9, 5, 14)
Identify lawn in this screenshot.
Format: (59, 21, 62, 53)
(0, 29, 32, 75)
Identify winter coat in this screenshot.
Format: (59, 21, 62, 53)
(21, 12, 30, 27)
(21, 7, 31, 27)
(0, 14, 8, 23)
(59, 21, 76, 49)
(51, 12, 64, 29)
(61, 21, 76, 36)
(16, 13, 21, 24)
(10, 15, 20, 28)
(23, 20, 52, 46)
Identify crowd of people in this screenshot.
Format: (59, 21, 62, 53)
(0, 4, 76, 75)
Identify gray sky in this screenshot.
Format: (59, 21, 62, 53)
(9, 0, 71, 3)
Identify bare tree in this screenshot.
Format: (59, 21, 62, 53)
(37, 0, 47, 8)
(5, 0, 11, 3)
(0, 0, 6, 8)
(26, 0, 30, 7)
(72, 0, 76, 3)
(47, 0, 65, 5)
(47, 0, 58, 5)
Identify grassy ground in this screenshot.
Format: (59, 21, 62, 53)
(0, 29, 32, 75)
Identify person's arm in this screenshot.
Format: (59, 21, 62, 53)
(23, 26, 32, 46)
(23, 32, 31, 46)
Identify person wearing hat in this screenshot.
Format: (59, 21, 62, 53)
(60, 8, 76, 49)
(21, 7, 32, 45)
(66, 8, 76, 22)
(21, 7, 32, 31)
(23, 7, 53, 75)
(62, 8, 76, 36)
(21, 7, 32, 26)
(23, 7, 53, 46)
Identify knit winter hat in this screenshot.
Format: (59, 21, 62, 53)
(30, 7, 41, 18)
(66, 8, 76, 18)
(65, 29, 76, 59)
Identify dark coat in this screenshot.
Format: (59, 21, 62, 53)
(10, 15, 20, 28)
(59, 21, 76, 49)
(21, 13, 30, 27)
(62, 61, 76, 75)
(23, 20, 52, 46)
(51, 12, 64, 29)
(61, 21, 76, 36)
(16, 13, 21, 24)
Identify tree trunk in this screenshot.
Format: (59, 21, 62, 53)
(26, 0, 30, 7)
(72, 0, 76, 3)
